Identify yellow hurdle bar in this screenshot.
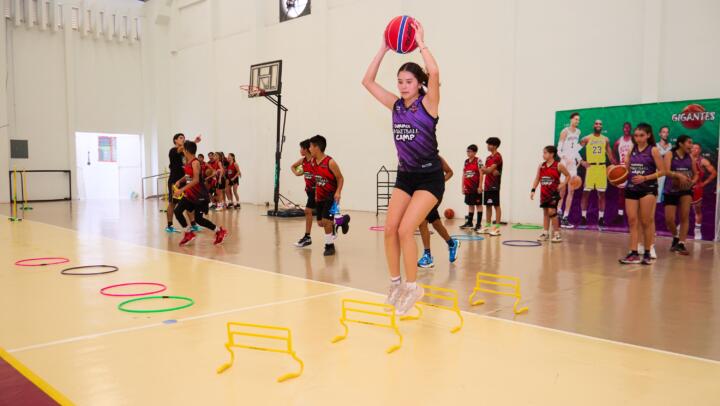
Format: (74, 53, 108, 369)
(400, 285, 464, 333)
(331, 299, 403, 354)
(216, 322, 304, 383)
(8, 166, 21, 222)
(469, 272, 529, 315)
(20, 169, 32, 210)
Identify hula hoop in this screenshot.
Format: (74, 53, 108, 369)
(60, 265, 119, 276)
(100, 282, 167, 297)
(15, 257, 70, 267)
(502, 240, 542, 247)
(118, 295, 195, 314)
(451, 234, 485, 241)
(512, 224, 543, 230)
(369, 226, 384, 231)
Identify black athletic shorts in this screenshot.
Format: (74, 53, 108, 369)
(464, 192, 482, 206)
(316, 198, 334, 221)
(228, 178, 239, 186)
(305, 188, 317, 209)
(540, 191, 560, 209)
(176, 196, 209, 216)
(663, 190, 692, 206)
(483, 190, 500, 206)
(426, 205, 441, 223)
(217, 178, 226, 189)
(394, 170, 445, 202)
(624, 188, 658, 200)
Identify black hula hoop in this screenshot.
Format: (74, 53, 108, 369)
(61, 265, 119, 276)
(502, 240, 542, 247)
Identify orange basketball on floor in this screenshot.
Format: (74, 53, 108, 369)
(385, 16, 418, 54)
(444, 208, 455, 219)
(607, 165, 629, 187)
(569, 176, 582, 190)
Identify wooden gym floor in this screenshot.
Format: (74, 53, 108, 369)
(2, 200, 719, 405)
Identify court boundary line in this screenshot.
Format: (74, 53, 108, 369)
(0, 346, 73, 405)
(6, 216, 720, 366)
(8, 289, 351, 354)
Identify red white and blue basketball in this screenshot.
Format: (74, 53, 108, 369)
(385, 16, 418, 54)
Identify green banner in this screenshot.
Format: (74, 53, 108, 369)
(554, 99, 719, 241)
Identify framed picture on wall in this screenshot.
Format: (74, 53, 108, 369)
(280, 0, 311, 22)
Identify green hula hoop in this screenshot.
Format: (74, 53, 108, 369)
(118, 295, 195, 314)
(512, 224, 543, 230)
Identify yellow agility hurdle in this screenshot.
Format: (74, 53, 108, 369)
(331, 299, 403, 354)
(469, 272, 529, 315)
(20, 170, 33, 211)
(216, 322, 304, 383)
(400, 284, 464, 333)
(8, 167, 21, 222)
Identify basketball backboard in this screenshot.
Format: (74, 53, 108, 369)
(248, 60, 282, 98)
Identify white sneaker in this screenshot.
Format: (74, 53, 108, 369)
(551, 233, 563, 243)
(537, 232, 549, 242)
(384, 282, 404, 311)
(649, 245, 657, 259)
(488, 228, 501, 237)
(396, 284, 425, 316)
(695, 227, 703, 240)
(477, 227, 491, 234)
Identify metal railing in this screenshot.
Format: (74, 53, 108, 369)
(141, 172, 169, 200)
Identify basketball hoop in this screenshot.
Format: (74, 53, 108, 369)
(240, 84, 266, 98)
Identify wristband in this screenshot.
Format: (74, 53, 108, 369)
(531, 188, 536, 193)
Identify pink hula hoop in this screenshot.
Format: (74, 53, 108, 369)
(369, 226, 385, 231)
(100, 282, 168, 297)
(15, 257, 70, 267)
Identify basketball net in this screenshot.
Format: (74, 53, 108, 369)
(240, 84, 265, 97)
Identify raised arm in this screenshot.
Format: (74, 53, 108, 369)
(361, 41, 397, 110)
(413, 21, 439, 118)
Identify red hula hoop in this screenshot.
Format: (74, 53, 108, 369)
(15, 257, 70, 267)
(100, 282, 168, 297)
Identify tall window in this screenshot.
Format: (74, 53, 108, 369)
(98, 136, 117, 162)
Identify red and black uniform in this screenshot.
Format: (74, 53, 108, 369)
(538, 160, 561, 209)
(226, 162, 240, 186)
(483, 152, 503, 206)
(174, 158, 216, 230)
(463, 157, 482, 206)
(302, 158, 317, 209)
(314, 155, 337, 221)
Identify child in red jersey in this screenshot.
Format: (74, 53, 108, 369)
(309, 135, 348, 256)
(225, 153, 241, 209)
(480, 137, 503, 236)
(459, 144, 484, 232)
(173, 141, 228, 246)
(291, 139, 316, 247)
(531, 145, 570, 243)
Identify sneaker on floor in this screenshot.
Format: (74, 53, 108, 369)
(459, 219, 473, 229)
(190, 224, 201, 232)
(216, 204, 224, 211)
(641, 252, 654, 265)
(580, 216, 588, 226)
(448, 239, 460, 263)
(675, 242, 690, 256)
(294, 235, 312, 248)
(165, 225, 178, 233)
(473, 224, 482, 233)
(537, 232, 549, 242)
(598, 217, 605, 228)
(560, 217, 574, 229)
(213, 227, 229, 245)
(396, 284, 425, 316)
(619, 252, 641, 264)
(235, 203, 242, 209)
(384, 282, 404, 310)
(551, 233, 563, 243)
(179, 231, 197, 247)
(323, 243, 336, 256)
(649, 245, 657, 260)
(488, 228, 501, 237)
(341, 214, 351, 234)
(694, 228, 703, 240)
(417, 252, 434, 268)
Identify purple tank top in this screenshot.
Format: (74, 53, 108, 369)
(626, 145, 657, 192)
(664, 150, 693, 194)
(392, 95, 440, 173)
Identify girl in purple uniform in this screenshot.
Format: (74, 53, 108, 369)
(362, 21, 441, 315)
(662, 135, 697, 255)
(619, 123, 665, 265)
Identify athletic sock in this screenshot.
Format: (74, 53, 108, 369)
(619, 209, 624, 216)
(446, 238, 454, 247)
(325, 233, 334, 245)
(167, 222, 172, 227)
(599, 210, 604, 218)
(191, 221, 197, 226)
(582, 210, 587, 217)
(406, 281, 417, 290)
(695, 223, 702, 229)
(391, 276, 401, 284)
(423, 248, 431, 255)
(476, 212, 483, 223)
(304, 233, 310, 238)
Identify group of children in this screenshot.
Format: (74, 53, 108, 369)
(197, 151, 242, 211)
(459, 139, 504, 236)
(534, 116, 716, 264)
(290, 135, 350, 256)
